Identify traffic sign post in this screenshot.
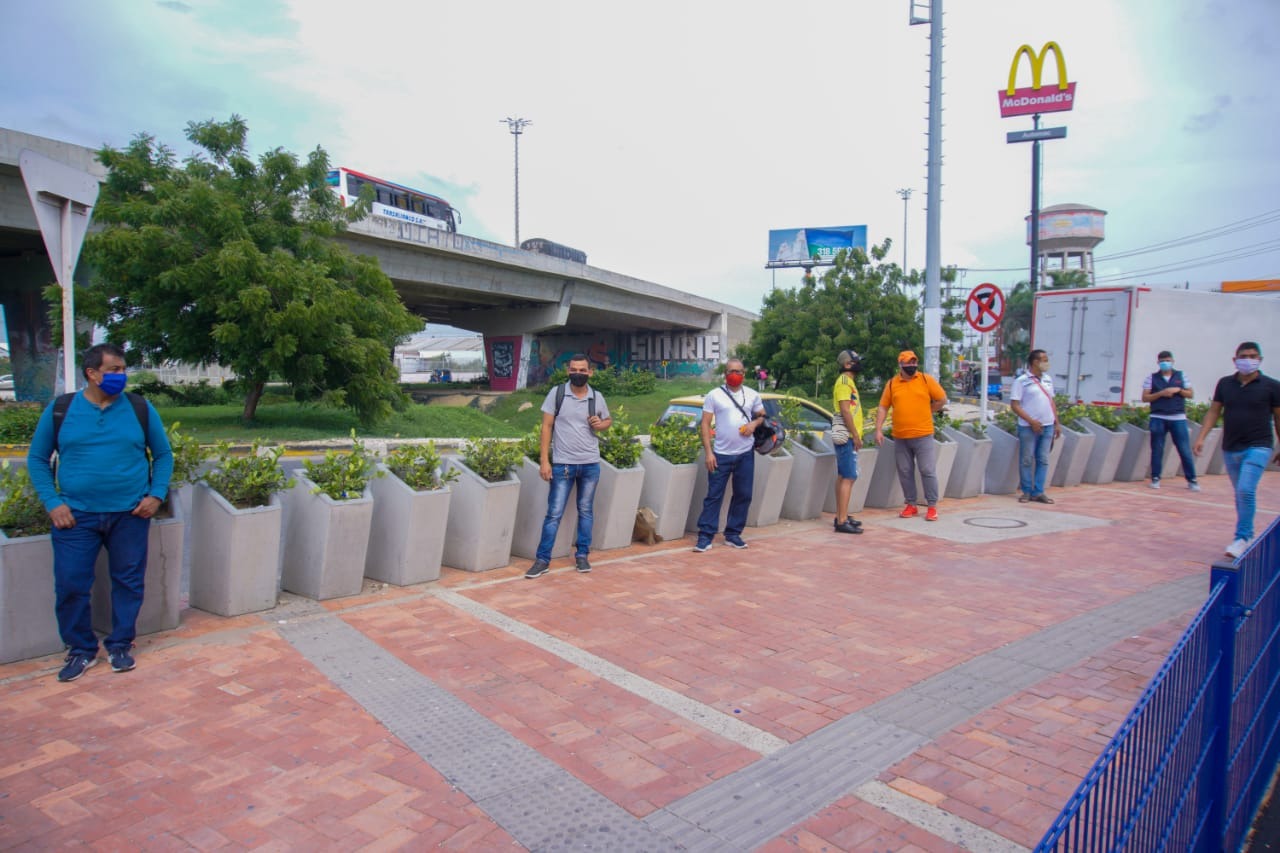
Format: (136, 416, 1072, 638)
(966, 283, 1006, 423)
(19, 150, 99, 394)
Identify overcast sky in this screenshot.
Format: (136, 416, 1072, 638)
(6, 0, 1279, 317)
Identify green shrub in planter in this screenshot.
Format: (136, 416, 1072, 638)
(461, 437, 523, 482)
(599, 406, 642, 468)
(994, 407, 1018, 433)
(0, 461, 50, 537)
(649, 415, 700, 464)
(777, 398, 817, 449)
(304, 432, 382, 500)
(0, 405, 43, 444)
(166, 421, 209, 487)
(1085, 404, 1125, 430)
(385, 442, 459, 492)
(203, 440, 295, 509)
(1118, 404, 1150, 427)
(517, 426, 544, 464)
(1187, 401, 1210, 424)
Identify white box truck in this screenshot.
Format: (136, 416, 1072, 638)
(1031, 286, 1280, 405)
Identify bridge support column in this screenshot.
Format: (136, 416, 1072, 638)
(1, 254, 63, 404)
(483, 333, 534, 392)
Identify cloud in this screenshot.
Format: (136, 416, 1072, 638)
(1183, 95, 1232, 133)
(156, 1, 193, 12)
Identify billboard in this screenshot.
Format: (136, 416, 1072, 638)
(767, 225, 867, 268)
(1026, 209, 1105, 243)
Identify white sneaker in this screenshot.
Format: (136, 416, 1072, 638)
(1149, 479, 1161, 489)
(1188, 482, 1201, 492)
(1225, 538, 1249, 559)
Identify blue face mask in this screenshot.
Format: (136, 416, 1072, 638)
(1158, 361, 1173, 372)
(98, 371, 127, 396)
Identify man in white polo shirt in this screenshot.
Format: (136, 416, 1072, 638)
(1008, 349, 1061, 504)
(693, 358, 766, 552)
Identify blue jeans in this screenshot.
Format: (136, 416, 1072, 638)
(52, 510, 151, 658)
(1223, 447, 1272, 541)
(1017, 425, 1053, 497)
(536, 463, 600, 561)
(1150, 418, 1197, 482)
(697, 450, 754, 541)
(833, 441, 859, 481)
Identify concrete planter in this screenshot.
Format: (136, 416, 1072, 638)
(781, 436, 836, 520)
(823, 445, 877, 514)
(984, 426, 1021, 495)
(1178, 423, 1222, 478)
(0, 530, 62, 664)
(1050, 422, 1096, 488)
(281, 475, 373, 599)
(189, 484, 283, 617)
(441, 457, 520, 572)
(1079, 418, 1127, 484)
(1114, 423, 1152, 482)
(638, 448, 697, 543)
(865, 436, 956, 508)
(942, 426, 992, 499)
(365, 465, 450, 586)
(511, 458, 576, 560)
(687, 448, 794, 531)
(93, 486, 186, 636)
(595, 459, 646, 550)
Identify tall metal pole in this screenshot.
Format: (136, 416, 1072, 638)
(896, 188, 912, 274)
(922, 0, 944, 379)
(1029, 113, 1041, 291)
(500, 117, 531, 246)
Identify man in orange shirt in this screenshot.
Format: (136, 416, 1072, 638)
(873, 350, 949, 520)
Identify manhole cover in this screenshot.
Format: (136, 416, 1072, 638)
(963, 516, 1029, 529)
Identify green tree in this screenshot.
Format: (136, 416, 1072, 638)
(1047, 268, 1091, 289)
(1000, 280, 1034, 368)
(79, 116, 422, 424)
(740, 240, 945, 395)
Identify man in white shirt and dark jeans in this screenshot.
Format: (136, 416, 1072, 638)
(1008, 349, 1062, 504)
(693, 358, 766, 552)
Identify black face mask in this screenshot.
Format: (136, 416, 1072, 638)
(901, 365, 919, 378)
(569, 373, 589, 388)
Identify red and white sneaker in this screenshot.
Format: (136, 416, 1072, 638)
(925, 507, 938, 522)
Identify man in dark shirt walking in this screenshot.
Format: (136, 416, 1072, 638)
(1193, 341, 1280, 559)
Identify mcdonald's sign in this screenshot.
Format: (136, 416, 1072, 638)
(998, 41, 1077, 118)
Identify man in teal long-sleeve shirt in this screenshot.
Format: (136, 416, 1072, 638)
(27, 343, 173, 682)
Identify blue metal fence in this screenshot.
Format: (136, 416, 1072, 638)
(1037, 515, 1280, 852)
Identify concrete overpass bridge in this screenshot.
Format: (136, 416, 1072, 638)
(0, 127, 755, 399)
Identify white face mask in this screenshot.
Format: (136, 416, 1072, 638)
(1235, 357, 1261, 374)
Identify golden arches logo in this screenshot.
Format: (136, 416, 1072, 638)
(1007, 42, 1068, 95)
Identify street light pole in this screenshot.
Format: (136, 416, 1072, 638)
(500, 117, 531, 246)
(896, 188, 912, 275)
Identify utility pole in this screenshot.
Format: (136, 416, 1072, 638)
(896, 187, 912, 274)
(500, 117, 531, 246)
(910, 0, 944, 379)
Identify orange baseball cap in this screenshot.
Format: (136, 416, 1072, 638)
(898, 350, 918, 363)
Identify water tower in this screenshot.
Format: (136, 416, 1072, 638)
(1025, 203, 1106, 287)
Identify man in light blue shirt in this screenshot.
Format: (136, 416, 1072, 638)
(27, 344, 173, 682)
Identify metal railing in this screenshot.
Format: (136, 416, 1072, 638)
(1037, 515, 1280, 851)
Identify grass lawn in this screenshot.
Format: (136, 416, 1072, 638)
(155, 376, 717, 443)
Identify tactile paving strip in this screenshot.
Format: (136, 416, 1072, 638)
(278, 615, 680, 851)
(645, 573, 1205, 850)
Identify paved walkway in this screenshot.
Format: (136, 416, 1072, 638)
(2, 473, 1277, 851)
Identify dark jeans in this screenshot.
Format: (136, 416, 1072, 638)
(1149, 418, 1197, 482)
(52, 510, 150, 658)
(697, 450, 754, 541)
(536, 463, 600, 561)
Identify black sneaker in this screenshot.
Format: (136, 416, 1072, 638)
(725, 536, 748, 549)
(524, 560, 550, 579)
(834, 519, 863, 534)
(57, 654, 97, 683)
(108, 648, 136, 673)
(833, 517, 863, 530)
(575, 556, 591, 573)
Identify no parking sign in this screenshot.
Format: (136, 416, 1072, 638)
(966, 283, 1006, 333)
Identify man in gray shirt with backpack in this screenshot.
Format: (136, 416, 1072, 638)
(525, 354, 612, 579)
